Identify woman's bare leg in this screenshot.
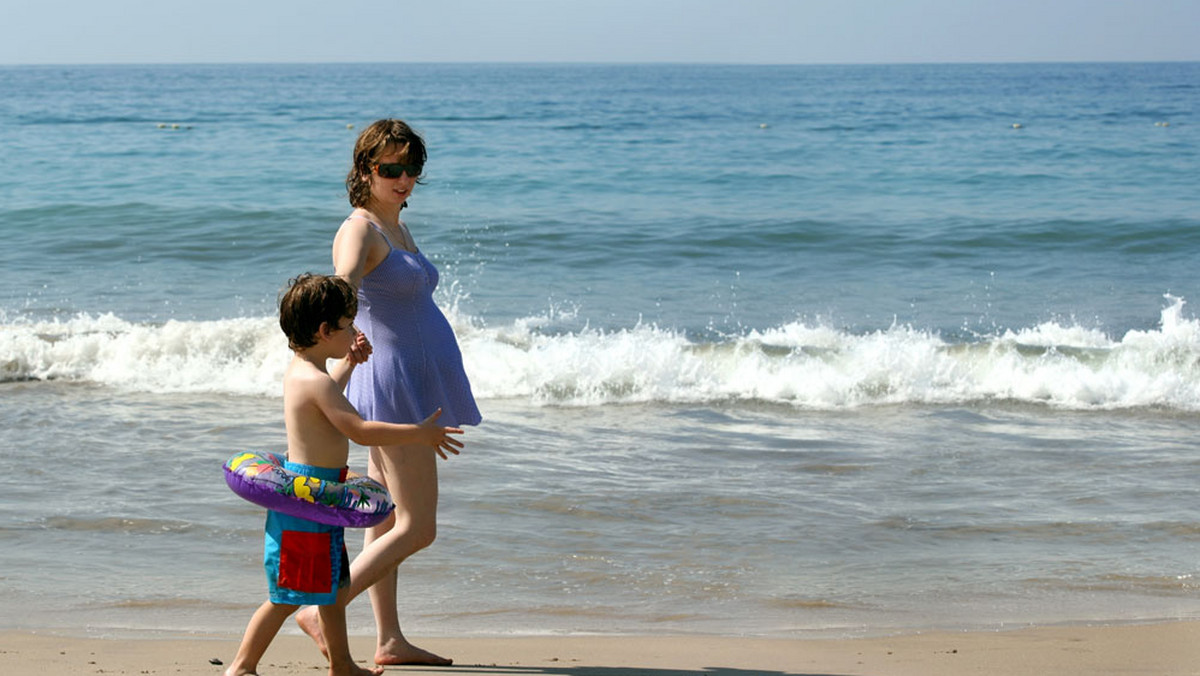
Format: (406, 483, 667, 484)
(363, 442, 446, 665)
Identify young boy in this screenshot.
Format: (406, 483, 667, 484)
(226, 273, 463, 676)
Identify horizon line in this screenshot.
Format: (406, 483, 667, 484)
(2, 58, 1199, 68)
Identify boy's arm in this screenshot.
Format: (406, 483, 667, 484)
(328, 332, 372, 390)
(314, 377, 464, 458)
(328, 357, 355, 391)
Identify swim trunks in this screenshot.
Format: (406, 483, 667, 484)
(262, 460, 350, 606)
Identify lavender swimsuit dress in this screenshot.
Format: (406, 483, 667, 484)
(345, 220, 481, 428)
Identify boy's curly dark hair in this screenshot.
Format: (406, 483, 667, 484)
(279, 273, 358, 350)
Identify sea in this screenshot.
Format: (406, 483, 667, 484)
(1, 61, 1198, 640)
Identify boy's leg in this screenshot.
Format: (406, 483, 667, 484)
(318, 591, 382, 676)
(225, 601, 298, 676)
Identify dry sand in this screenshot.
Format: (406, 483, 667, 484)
(2, 621, 1198, 676)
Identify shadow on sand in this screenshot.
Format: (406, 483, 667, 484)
(428, 665, 845, 676)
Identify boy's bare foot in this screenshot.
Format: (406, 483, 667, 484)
(296, 607, 328, 658)
(375, 638, 452, 666)
(298, 607, 449, 666)
(331, 662, 383, 676)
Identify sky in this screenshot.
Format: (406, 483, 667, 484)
(1, 0, 1197, 66)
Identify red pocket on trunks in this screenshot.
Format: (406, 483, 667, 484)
(278, 530, 332, 594)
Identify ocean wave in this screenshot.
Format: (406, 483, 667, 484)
(0, 313, 289, 396)
(4, 297, 1200, 410)
(1026, 573, 1199, 595)
(16, 114, 173, 126)
(36, 515, 201, 535)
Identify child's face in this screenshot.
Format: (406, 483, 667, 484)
(327, 316, 357, 356)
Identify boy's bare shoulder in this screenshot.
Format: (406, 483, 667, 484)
(283, 357, 337, 399)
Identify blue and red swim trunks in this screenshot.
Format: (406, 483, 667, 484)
(263, 460, 351, 606)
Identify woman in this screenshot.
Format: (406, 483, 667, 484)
(297, 119, 481, 667)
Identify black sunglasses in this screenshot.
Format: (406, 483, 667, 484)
(374, 162, 422, 179)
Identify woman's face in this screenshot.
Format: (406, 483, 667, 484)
(366, 146, 420, 210)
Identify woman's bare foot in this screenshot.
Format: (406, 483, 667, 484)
(375, 637, 452, 666)
(295, 607, 328, 658)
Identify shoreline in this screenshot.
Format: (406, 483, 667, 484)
(3, 620, 1198, 676)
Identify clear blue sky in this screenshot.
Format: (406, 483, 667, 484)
(3, 0, 1197, 65)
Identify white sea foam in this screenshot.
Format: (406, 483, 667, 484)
(0, 313, 289, 396)
(5, 297, 1200, 410)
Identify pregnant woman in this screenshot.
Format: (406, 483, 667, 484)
(297, 118, 481, 666)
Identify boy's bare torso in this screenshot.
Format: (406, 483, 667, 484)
(283, 356, 351, 470)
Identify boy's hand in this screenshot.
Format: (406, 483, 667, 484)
(419, 408, 464, 460)
(348, 330, 373, 365)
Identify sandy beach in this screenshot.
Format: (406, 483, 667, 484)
(2, 621, 1198, 676)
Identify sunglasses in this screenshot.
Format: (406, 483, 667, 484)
(374, 162, 423, 179)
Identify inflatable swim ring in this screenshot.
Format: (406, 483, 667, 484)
(223, 451, 394, 528)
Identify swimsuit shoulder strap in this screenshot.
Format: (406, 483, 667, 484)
(345, 214, 394, 251)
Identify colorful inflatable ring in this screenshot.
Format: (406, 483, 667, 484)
(223, 451, 394, 528)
